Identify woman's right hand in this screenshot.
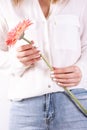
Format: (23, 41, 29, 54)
(16, 42, 41, 66)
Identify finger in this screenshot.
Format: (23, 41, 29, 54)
(21, 57, 41, 66)
(51, 72, 81, 79)
(17, 43, 34, 51)
(51, 73, 75, 79)
(18, 53, 41, 63)
(52, 77, 81, 84)
(56, 82, 79, 87)
(53, 66, 78, 74)
(17, 49, 40, 58)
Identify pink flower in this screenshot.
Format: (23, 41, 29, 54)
(6, 19, 32, 45)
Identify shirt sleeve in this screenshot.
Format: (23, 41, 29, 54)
(0, 5, 30, 76)
(9, 40, 31, 77)
(0, 13, 27, 76)
(75, 2, 87, 84)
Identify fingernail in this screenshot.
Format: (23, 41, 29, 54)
(38, 50, 41, 54)
(50, 74, 55, 78)
(52, 78, 57, 81)
(50, 71, 54, 74)
(57, 82, 61, 85)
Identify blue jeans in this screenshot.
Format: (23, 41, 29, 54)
(9, 89, 87, 130)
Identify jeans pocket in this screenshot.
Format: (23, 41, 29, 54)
(70, 88, 87, 100)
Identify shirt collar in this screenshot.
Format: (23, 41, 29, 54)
(33, 0, 69, 22)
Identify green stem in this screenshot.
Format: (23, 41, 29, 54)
(22, 37, 31, 44)
(64, 87, 87, 115)
(41, 55, 87, 116)
(22, 36, 87, 116)
(40, 54, 53, 71)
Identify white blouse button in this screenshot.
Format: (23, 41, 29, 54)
(48, 85, 51, 88)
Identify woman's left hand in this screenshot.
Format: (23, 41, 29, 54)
(50, 65, 82, 87)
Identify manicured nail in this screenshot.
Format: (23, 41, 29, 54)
(52, 78, 57, 81)
(50, 71, 54, 74)
(50, 74, 55, 78)
(57, 82, 61, 85)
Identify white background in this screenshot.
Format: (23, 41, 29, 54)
(0, 73, 9, 130)
(0, 1, 10, 130)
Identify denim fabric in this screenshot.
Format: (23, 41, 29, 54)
(9, 88, 87, 130)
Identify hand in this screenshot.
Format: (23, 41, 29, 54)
(16, 42, 41, 66)
(50, 65, 82, 87)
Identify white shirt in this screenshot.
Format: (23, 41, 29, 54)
(0, 0, 87, 100)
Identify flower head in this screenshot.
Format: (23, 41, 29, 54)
(6, 19, 32, 45)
